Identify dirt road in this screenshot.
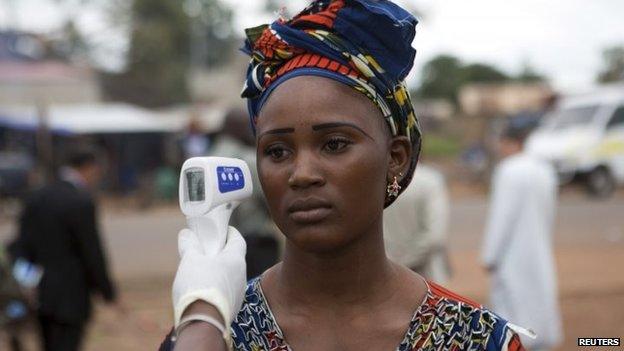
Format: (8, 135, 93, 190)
(1, 192, 623, 350)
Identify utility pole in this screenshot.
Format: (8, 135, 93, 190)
(36, 102, 55, 184)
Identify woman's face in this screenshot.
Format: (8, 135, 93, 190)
(256, 76, 397, 253)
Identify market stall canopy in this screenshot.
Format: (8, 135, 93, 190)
(0, 103, 226, 135)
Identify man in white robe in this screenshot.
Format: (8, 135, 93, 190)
(384, 164, 451, 284)
(481, 123, 563, 350)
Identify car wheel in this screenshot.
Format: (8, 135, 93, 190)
(586, 166, 616, 199)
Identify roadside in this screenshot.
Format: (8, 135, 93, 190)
(0, 189, 622, 350)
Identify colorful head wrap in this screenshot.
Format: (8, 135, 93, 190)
(241, 0, 421, 206)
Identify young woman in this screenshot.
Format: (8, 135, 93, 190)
(162, 1, 527, 350)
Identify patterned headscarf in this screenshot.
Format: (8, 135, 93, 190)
(241, 0, 421, 206)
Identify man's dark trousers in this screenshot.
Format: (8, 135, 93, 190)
(38, 314, 85, 351)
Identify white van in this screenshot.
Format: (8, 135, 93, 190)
(526, 83, 624, 197)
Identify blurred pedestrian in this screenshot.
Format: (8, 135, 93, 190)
(181, 119, 210, 160)
(481, 120, 563, 350)
(383, 163, 452, 284)
(209, 109, 280, 279)
(9, 148, 120, 351)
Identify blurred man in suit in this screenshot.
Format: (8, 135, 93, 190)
(10, 148, 119, 351)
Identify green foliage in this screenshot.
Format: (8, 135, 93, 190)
(461, 63, 509, 82)
(421, 134, 462, 158)
(101, 0, 191, 107)
(597, 46, 624, 83)
(418, 54, 548, 106)
(56, 21, 90, 60)
(187, 0, 236, 67)
(516, 63, 546, 82)
(418, 55, 511, 105)
(40, 1, 96, 62)
(103, 0, 235, 107)
(419, 55, 464, 104)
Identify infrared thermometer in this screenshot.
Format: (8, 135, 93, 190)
(179, 157, 253, 255)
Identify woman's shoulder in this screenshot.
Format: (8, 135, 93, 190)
(230, 277, 287, 350)
(425, 280, 485, 312)
(403, 281, 525, 351)
(235, 277, 268, 315)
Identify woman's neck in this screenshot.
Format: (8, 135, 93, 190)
(270, 223, 399, 309)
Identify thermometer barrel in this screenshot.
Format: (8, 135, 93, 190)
(186, 217, 223, 256)
(185, 203, 234, 256)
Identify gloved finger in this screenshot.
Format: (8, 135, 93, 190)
(222, 226, 247, 256)
(178, 228, 202, 257)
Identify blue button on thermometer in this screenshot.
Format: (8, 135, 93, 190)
(217, 166, 245, 193)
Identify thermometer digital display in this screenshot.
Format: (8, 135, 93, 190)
(185, 168, 205, 202)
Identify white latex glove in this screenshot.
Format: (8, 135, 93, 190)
(172, 226, 247, 330)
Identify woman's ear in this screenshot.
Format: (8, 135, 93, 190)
(387, 136, 411, 181)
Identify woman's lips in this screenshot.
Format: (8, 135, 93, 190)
(288, 206, 332, 224)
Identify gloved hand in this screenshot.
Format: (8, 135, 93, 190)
(172, 226, 247, 330)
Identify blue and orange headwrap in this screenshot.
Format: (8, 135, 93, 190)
(241, 0, 421, 206)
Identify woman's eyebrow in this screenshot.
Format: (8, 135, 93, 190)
(258, 127, 295, 141)
(312, 122, 374, 140)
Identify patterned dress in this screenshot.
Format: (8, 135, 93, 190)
(160, 278, 525, 351)
(232, 278, 524, 351)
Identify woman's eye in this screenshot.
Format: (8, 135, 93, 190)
(324, 137, 351, 153)
(264, 145, 290, 160)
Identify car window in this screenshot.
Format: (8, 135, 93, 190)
(606, 106, 624, 129)
(545, 105, 599, 130)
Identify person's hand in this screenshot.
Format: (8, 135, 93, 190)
(172, 226, 247, 330)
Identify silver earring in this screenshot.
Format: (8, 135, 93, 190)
(386, 175, 401, 198)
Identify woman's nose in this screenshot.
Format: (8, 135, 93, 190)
(287, 151, 325, 189)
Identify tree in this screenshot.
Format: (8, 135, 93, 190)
(417, 54, 552, 107)
(418, 55, 464, 104)
(102, 0, 235, 107)
(51, 20, 91, 62)
(461, 63, 509, 82)
(118, 0, 191, 107)
(597, 46, 624, 83)
(516, 63, 546, 82)
(45, 0, 97, 63)
(418, 55, 511, 105)
(186, 0, 236, 68)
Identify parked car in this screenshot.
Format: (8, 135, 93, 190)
(527, 84, 624, 198)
